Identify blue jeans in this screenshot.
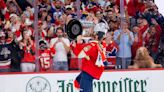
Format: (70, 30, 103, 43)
(53, 61, 68, 70)
(0, 68, 10, 72)
(116, 57, 131, 69)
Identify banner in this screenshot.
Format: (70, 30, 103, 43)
(0, 70, 164, 92)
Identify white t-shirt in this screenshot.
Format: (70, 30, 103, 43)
(50, 37, 70, 62)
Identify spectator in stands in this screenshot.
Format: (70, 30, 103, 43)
(22, 18, 34, 37)
(21, 13, 28, 25)
(137, 18, 149, 46)
(114, 21, 134, 69)
(9, 14, 21, 32)
(131, 26, 143, 60)
(38, 20, 48, 40)
(6, 29, 22, 72)
(108, 20, 120, 32)
(38, 0, 50, 11)
(57, 14, 67, 29)
(44, 14, 56, 40)
(39, 9, 48, 21)
(145, 25, 160, 60)
(0, 30, 21, 72)
(39, 40, 55, 72)
(0, 31, 11, 72)
(6, 0, 22, 15)
(15, 0, 33, 11)
(105, 31, 118, 68)
(19, 31, 35, 72)
(50, 27, 70, 71)
(51, 0, 64, 24)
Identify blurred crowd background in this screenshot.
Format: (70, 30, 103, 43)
(0, 0, 164, 72)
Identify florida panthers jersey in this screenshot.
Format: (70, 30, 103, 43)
(106, 41, 118, 65)
(0, 43, 13, 68)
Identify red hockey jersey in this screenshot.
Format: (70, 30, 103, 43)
(71, 41, 105, 79)
(106, 41, 119, 65)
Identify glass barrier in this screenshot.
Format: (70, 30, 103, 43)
(0, 0, 163, 73)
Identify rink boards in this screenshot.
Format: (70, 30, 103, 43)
(0, 69, 164, 92)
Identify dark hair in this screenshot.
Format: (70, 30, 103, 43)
(96, 31, 105, 40)
(0, 12, 4, 21)
(56, 27, 64, 33)
(39, 40, 46, 45)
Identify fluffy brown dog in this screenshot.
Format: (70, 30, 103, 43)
(128, 47, 162, 69)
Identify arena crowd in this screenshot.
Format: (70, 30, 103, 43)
(0, 0, 164, 72)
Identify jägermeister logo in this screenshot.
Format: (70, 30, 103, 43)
(57, 77, 148, 92)
(26, 76, 51, 92)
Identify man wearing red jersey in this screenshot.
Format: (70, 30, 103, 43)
(71, 31, 106, 92)
(39, 40, 55, 72)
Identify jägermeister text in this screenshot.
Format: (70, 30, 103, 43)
(57, 78, 147, 92)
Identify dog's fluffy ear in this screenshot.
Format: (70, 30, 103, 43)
(143, 47, 149, 56)
(135, 47, 145, 60)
